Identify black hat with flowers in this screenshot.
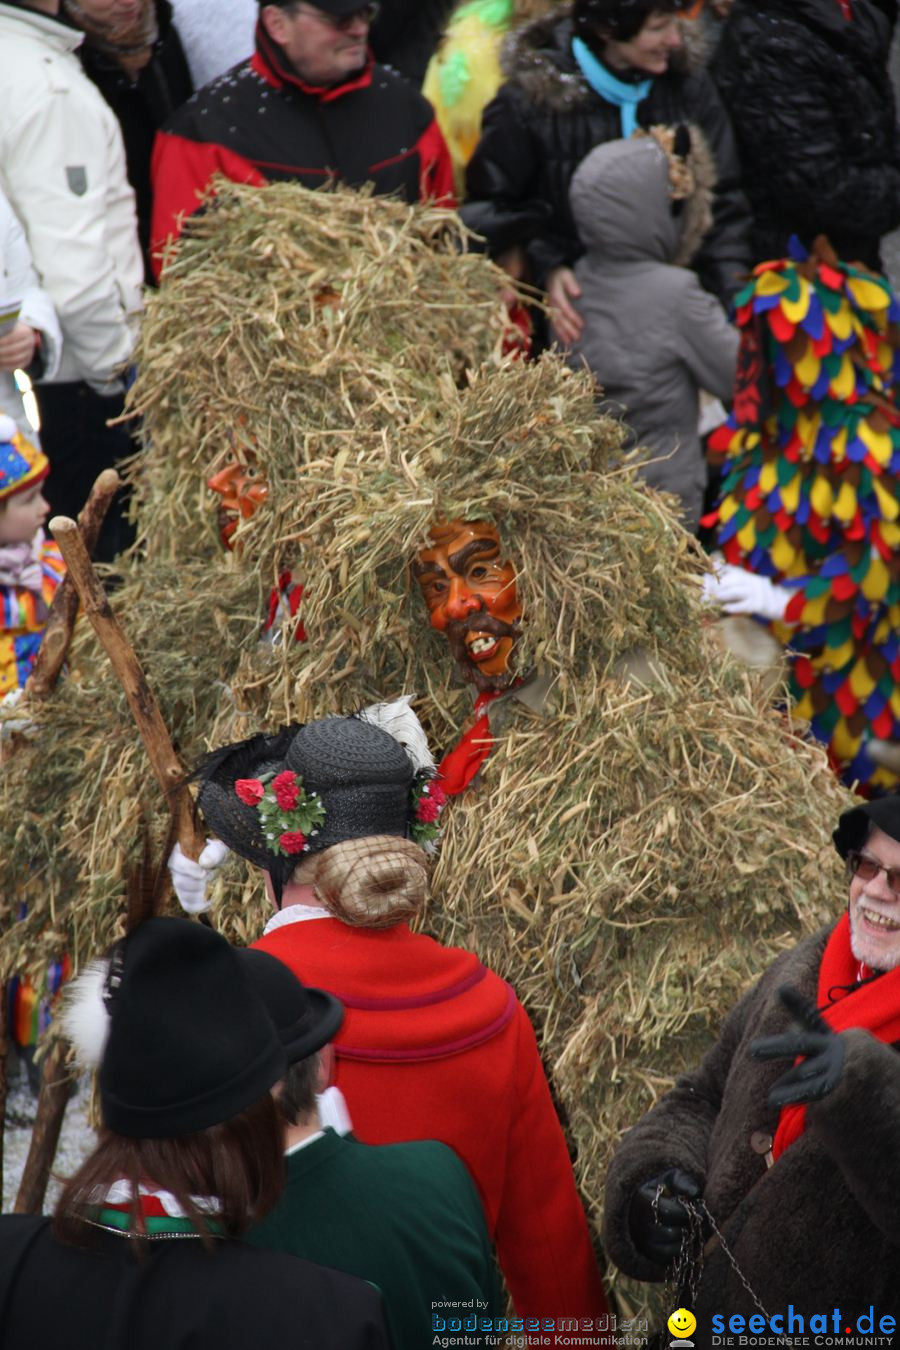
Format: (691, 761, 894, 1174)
(194, 714, 445, 905)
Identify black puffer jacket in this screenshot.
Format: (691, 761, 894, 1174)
(463, 6, 751, 305)
(713, 0, 900, 270)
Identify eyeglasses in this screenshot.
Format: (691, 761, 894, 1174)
(294, 1, 379, 29)
(846, 849, 900, 896)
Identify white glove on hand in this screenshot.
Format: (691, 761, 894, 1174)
(702, 563, 793, 622)
(167, 839, 230, 914)
(0, 686, 36, 739)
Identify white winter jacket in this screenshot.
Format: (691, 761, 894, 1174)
(0, 189, 62, 439)
(0, 5, 143, 389)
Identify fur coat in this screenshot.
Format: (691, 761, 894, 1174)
(604, 924, 900, 1332)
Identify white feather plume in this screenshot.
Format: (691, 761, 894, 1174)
(59, 959, 112, 1069)
(358, 694, 435, 774)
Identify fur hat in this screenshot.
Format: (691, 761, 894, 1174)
(0, 415, 48, 503)
(62, 918, 286, 1138)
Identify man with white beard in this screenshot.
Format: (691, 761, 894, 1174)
(602, 797, 900, 1335)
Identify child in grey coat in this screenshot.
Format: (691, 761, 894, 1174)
(556, 126, 739, 532)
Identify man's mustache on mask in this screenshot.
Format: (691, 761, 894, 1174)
(446, 611, 518, 642)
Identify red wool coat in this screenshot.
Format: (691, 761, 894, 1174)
(254, 917, 608, 1320)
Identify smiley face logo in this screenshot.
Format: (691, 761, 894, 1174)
(667, 1309, 697, 1341)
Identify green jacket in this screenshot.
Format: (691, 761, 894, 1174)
(248, 1129, 504, 1348)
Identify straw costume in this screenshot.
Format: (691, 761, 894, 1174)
(0, 416, 64, 697)
(194, 711, 608, 1320)
(702, 238, 900, 795)
(0, 184, 853, 1322)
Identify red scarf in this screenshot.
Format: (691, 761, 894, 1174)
(772, 913, 900, 1159)
(437, 690, 501, 795)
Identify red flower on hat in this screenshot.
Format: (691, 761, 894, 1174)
(428, 783, 447, 809)
(278, 830, 307, 854)
(415, 795, 441, 824)
(235, 778, 265, 805)
(272, 770, 300, 810)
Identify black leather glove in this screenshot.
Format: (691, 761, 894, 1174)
(628, 1167, 702, 1267)
(749, 985, 845, 1108)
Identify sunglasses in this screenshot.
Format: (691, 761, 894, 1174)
(846, 849, 900, 896)
(295, 1, 379, 29)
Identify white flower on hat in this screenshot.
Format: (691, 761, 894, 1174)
(357, 694, 435, 774)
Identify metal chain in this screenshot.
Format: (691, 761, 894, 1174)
(654, 1192, 789, 1347)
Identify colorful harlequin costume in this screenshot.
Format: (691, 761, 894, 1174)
(0, 421, 64, 696)
(703, 237, 900, 794)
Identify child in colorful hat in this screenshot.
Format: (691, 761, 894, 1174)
(0, 412, 64, 696)
(0, 412, 68, 1088)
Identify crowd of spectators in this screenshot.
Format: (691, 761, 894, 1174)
(1, 0, 899, 535)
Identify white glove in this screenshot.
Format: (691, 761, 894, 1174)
(316, 1086, 353, 1136)
(167, 839, 230, 914)
(702, 563, 793, 622)
(0, 686, 36, 739)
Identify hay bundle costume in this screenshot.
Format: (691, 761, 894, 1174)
(0, 186, 854, 1322)
(703, 239, 900, 795)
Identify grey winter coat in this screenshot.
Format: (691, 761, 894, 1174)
(604, 924, 900, 1336)
(561, 135, 738, 532)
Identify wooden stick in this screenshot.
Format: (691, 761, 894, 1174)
(0, 476, 120, 1209)
(48, 516, 203, 860)
(28, 470, 121, 701)
(13, 1041, 69, 1214)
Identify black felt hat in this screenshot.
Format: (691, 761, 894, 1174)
(237, 949, 344, 1062)
(833, 795, 900, 860)
(98, 919, 286, 1138)
(195, 716, 416, 903)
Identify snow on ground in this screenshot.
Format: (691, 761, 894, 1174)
(2, 1059, 96, 1213)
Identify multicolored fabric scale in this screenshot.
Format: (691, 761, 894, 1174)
(702, 238, 900, 795)
(7, 950, 71, 1050)
(0, 538, 65, 695)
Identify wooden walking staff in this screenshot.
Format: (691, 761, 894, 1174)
(11, 518, 209, 1214)
(28, 469, 121, 701)
(13, 1041, 70, 1214)
(0, 471, 120, 1209)
(48, 515, 206, 862)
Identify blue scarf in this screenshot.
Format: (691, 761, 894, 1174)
(570, 35, 652, 138)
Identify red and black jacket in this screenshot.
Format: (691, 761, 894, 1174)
(150, 21, 454, 274)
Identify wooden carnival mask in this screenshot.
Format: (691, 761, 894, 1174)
(413, 519, 522, 693)
(208, 462, 268, 548)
